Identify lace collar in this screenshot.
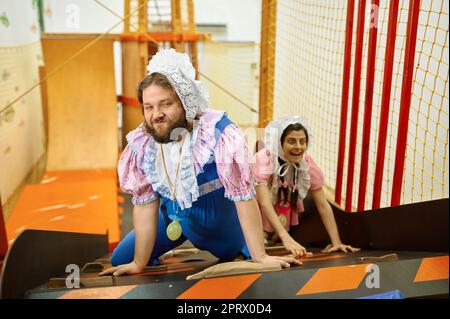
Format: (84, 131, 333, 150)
(129, 110, 226, 209)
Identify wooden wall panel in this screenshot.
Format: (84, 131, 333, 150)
(41, 38, 118, 170)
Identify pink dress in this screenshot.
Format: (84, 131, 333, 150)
(251, 148, 325, 232)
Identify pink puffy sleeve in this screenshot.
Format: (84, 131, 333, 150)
(250, 148, 274, 185)
(118, 131, 158, 206)
(305, 154, 325, 190)
(215, 124, 256, 201)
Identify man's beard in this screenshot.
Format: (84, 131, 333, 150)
(146, 115, 188, 144)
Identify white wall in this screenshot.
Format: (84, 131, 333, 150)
(43, 0, 124, 33)
(0, 1, 45, 203)
(42, 0, 263, 41)
(194, 0, 261, 42)
(0, 0, 41, 46)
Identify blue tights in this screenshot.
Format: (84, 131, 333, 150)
(111, 190, 251, 266)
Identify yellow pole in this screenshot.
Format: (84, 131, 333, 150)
(187, 0, 198, 77)
(258, 0, 277, 128)
(138, 0, 148, 77)
(124, 0, 130, 33)
(138, 0, 148, 33)
(171, 0, 183, 52)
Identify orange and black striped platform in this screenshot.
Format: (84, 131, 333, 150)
(11, 233, 446, 300)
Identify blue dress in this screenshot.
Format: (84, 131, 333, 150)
(111, 115, 251, 266)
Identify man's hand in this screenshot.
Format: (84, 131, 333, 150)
(257, 254, 303, 268)
(99, 261, 144, 277)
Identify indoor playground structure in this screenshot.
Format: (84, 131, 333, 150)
(0, 0, 448, 299)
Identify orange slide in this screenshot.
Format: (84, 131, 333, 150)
(6, 170, 120, 250)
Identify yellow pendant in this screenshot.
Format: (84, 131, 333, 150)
(279, 214, 288, 227)
(167, 219, 182, 241)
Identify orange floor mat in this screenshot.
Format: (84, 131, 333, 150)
(6, 170, 120, 247)
(177, 274, 262, 299)
(414, 256, 449, 283)
(297, 264, 369, 296)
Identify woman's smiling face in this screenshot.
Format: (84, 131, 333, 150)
(282, 129, 308, 163)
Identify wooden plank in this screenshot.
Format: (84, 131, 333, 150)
(120, 32, 205, 42)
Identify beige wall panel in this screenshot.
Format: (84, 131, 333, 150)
(41, 38, 118, 170)
(0, 42, 45, 202)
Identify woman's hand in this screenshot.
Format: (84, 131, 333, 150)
(99, 261, 145, 277)
(257, 254, 303, 268)
(322, 243, 361, 253)
(280, 233, 308, 257)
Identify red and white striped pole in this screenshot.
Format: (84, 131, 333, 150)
(335, 0, 355, 207)
(358, 0, 380, 211)
(345, 0, 367, 212)
(372, 0, 400, 209)
(391, 0, 421, 206)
